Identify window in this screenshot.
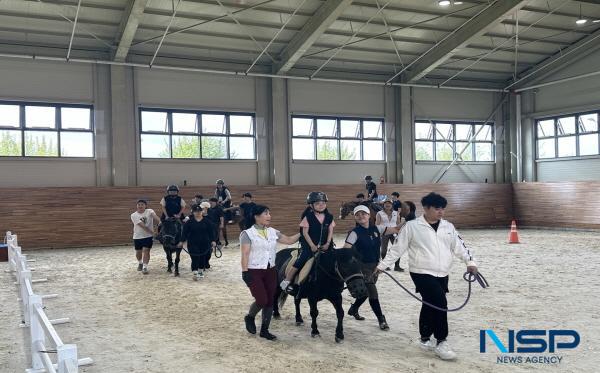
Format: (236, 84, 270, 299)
(139, 109, 256, 160)
(536, 112, 600, 159)
(0, 102, 93, 157)
(414, 120, 494, 162)
(291, 116, 384, 161)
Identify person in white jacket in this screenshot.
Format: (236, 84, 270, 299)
(376, 192, 478, 361)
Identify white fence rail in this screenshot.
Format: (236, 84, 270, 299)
(5, 231, 93, 373)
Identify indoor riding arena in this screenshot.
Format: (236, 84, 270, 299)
(1, 1, 599, 372)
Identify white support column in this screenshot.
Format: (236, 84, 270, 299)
(399, 86, 414, 184)
(29, 294, 45, 370)
(20, 269, 32, 326)
(271, 78, 290, 185)
(383, 86, 397, 183)
(57, 345, 78, 373)
(515, 93, 522, 182)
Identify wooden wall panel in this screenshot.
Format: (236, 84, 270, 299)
(513, 182, 600, 229)
(0, 184, 513, 249)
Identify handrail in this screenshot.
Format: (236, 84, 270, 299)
(6, 231, 93, 373)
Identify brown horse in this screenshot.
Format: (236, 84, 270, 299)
(339, 200, 410, 223)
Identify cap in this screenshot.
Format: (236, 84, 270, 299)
(353, 205, 371, 215)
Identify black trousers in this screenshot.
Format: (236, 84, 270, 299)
(189, 251, 209, 271)
(409, 272, 449, 342)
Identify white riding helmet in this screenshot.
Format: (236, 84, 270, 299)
(200, 201, 211, 209)
(353, 205, 370, 215)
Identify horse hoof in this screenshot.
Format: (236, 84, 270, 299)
(273, 313, 281, 320)
(174, 272, 180, 277)
(167, 268, 172, 273)
(295, 321, 304, 326)
(311, 332, 320, 338)
(335, 336, 344, 343)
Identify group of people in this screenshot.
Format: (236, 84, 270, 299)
(240, 186, 478, 361)
(129, 180, 257, 280)
(130, 177, 479, 361)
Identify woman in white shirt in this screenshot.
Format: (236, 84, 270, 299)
(240, 204, 300, 341)
(375, 199, 402, 263)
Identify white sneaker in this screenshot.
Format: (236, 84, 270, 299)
(280, 280, 290, 291)
(419, 339, 436, 351)
(198, 271, 205, 279)
(142, 267, 149, 275)
(434, 341, 457, 360)
(192, 271, 198, 281)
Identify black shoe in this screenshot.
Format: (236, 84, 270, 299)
(259, 329, 277, 341)
(348, 306, 365, 321)
(244, 315, 256, 334)
(378, 316, 390, 331)
(394, 266, 404, 272)
(137, 264, 143, 271)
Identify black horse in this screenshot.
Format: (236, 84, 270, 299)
(157, 217, 183, 276)
(273, 248, 368, 342)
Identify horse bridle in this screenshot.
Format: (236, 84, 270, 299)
(314, 250, 365, 285)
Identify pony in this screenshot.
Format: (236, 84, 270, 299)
(273, 248, 368, 343)
(157, 217, 183, 276)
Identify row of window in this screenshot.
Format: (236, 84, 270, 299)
(140, 110, 255, 159)
(414, 121, 494, 162)
(13, 101, 599, 163)
(536, 112, 599, 159)
(0, 103, 94, 157)
(291, 116, 384, 161)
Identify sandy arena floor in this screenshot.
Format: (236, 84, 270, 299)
(1, 229, 599, 373)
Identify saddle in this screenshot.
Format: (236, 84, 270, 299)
(284, 250, 315, 286)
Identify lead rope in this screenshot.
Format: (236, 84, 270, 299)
(380, 270, 489, 312)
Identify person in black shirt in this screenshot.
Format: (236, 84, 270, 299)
(206, 197, 225, 256)
(364, 176, 378, 201)
(215, 179, 233, 222)
(183, 203, 216, 280)
(239, 192, 257, 230)
(343, 204, 389, 331)
(160, 184, 186, 221)
(391, 192, 401, 212)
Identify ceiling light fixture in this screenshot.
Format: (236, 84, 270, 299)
(438, 0, 451, 6)
(576, 4, 588, 25)
(593, 19, 600, 23)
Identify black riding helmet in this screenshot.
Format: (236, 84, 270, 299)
(364, 175, 372, 181)
(216, 179, 225, 185)
(167, 184, 179, 193)
(306, 191, 328, 204)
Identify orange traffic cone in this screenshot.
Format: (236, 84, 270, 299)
(508, 219, 520, 244)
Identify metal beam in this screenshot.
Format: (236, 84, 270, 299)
(113, 0, 149, 62)
(66, 0, 82, 60)
(507, 26, 600, 91)
(401, 0, 528, 83)
(273, 0, 352, 74)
